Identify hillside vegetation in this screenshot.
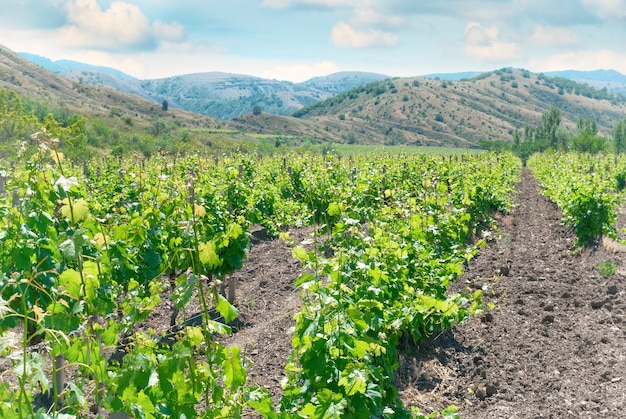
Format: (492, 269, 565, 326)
(0, 44, 273, 157)
(22, 51, 391, 121)
(5, 43, 626, 153)
(291, 68, 626, 147)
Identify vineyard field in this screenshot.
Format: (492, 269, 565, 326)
(1, 140, 626, 418)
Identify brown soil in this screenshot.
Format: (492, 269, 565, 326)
(397, 168, 626, 417)
(219, 168, 626, 418)
(18, 167, 624, 417)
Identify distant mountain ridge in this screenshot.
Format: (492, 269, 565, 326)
(6, 43, 626, 151)
(420, 68, 626, 97)
(19, 51, 390, 120)
(19, 52, 136, 81)
(19, 51, 626, 121)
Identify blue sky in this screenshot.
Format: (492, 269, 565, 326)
(1, 0, 625, 82)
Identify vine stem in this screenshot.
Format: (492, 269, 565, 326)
(187, 175, 212, 407)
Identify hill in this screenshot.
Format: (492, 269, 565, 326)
(285, 68, 626, 147)
(0, 44, 245, 158)
(6, 43, 626, 150)
(18, 51, 390, 120)
(545, 69, 626, 97)
(19, 52, 136, 81)
(1, 45, 221, 130)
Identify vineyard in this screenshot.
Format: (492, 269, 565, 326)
(1, 125, 626, 418)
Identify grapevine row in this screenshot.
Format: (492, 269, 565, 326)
(0, 125, 521, 418)
(528, 152, 626, 246)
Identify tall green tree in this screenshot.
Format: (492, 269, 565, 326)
(0, 89, 38, 144)
(571, 117, 607, 154)
(613, 117, 626, 154)
(536, 105, 561, 149)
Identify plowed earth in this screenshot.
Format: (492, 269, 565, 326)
(219, 168, 626, 418)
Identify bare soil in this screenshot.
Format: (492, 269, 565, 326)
(9, 168, 626, 417)
(218, 168, 626, 418)
(397, 168, 626, 418)
(37, 166, 621, 417)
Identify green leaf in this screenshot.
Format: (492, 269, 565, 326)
(295, 272, 316, 288)
(350, 339, 370, 358)
(292, 246, 309, 262)
(199, 241, 222, 269)
(302, 389, 347, 418)
(134, 389, 156, 416)
(442, 405, 461, 419)
(346, 307, 368, 333)
(82, 261, 100, 301)
(216, 293, 239, 323)
(247, 387, 277, 419)
(327, 202, 341, 216)
(67, 382, 86, 409)
(61, 198, 89, 224)
(222, 346, 247, 391)
(59, 269, 81, 299)
(185, 326, 204, 348)
(338, 365, 368, 396)
(172, 273, 197, 309)
(101, 320, 119, 347)
(226, 222, 244, 239)
(59, 239, 76, 260)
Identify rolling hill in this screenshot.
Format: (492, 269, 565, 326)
(262, 68, 626, 147)
(19, 52, 390, 120)
(6, 43, 626, 151)
(1, 44, 222, 133)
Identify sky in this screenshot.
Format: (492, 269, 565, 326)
(1, 0, 626, 82)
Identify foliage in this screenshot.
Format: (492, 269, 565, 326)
(536, 74, 625, 104)
(613, 117, 626, 155)
(0, 136, 522, 418)
(597, 260, 617, 278)
(535, 105, 562, 149)
(529, 153, 623, 246)
(570, 117, 608, 154)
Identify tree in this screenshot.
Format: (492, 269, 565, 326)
(576, 117, 597, 136)
(252, 105, 262, 116)
(613, 117, 626, 154)
(523, 124, 533, 142)
(162, 100, 168, 111)
(571, 117, 607, 154)
(536, 105, 561, 149)
(513, 128, 521, 148)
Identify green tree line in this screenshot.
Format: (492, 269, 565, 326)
(481, 104, 626, 164)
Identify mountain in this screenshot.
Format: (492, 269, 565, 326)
(545, 69, 626, 84)
(18, 52, 390, 120)
(545, 69, 626, 96)
(6, 43, 626, 150)
(135, 72, 327, 120)
(1, 44, 221, 135)
(420, 71, 483, 81)
(283, 68, 626, 147)
(19, 52, 136, 80)
(300, 71, 390, 93)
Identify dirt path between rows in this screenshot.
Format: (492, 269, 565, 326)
(223, 168, 626, 418)
(398, 168, 626, 418)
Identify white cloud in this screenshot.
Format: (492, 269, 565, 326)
(463, 22, 522, 62)
(582, 0, 626, 18)
(331, 21, 399, 48)
(464, 22, 500, 46)
(530, 25, 579, 48)
(530, 49, 626, 73)
(350, 9, 406, 29)
(260, 0, 354, 9)
(263, 61, 340, 82)
(59, 0, 183, 51)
